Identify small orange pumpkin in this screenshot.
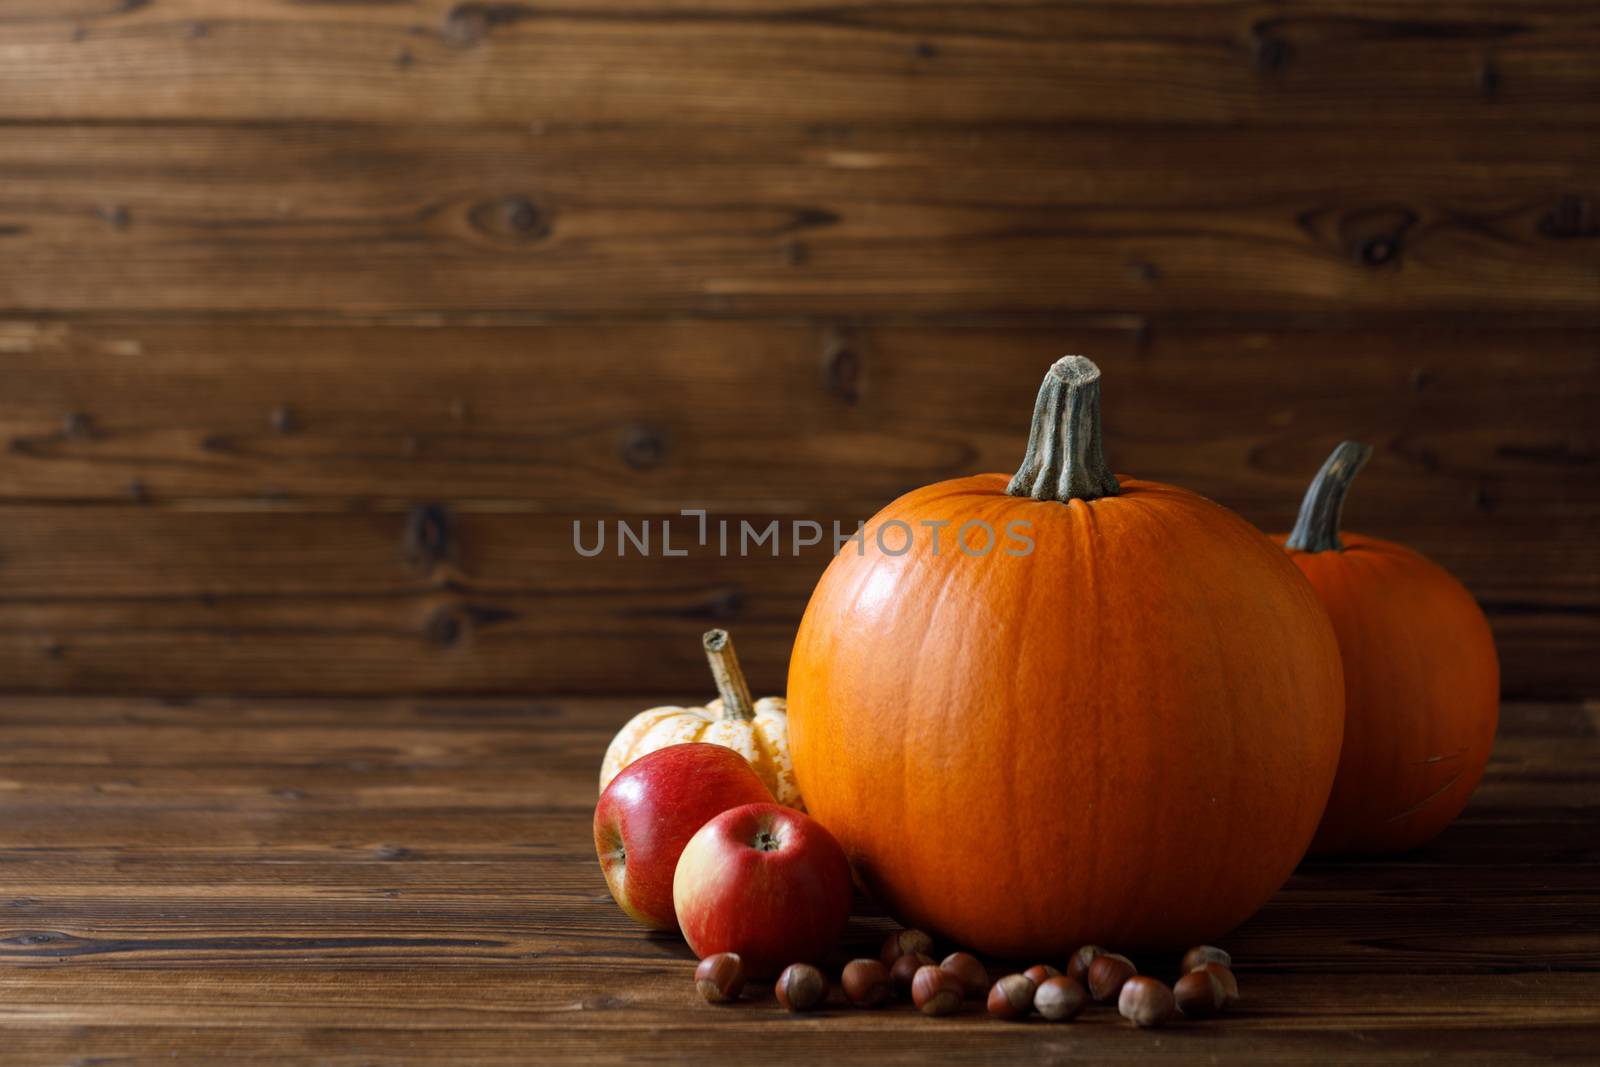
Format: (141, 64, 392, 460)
(1276, 442, 1499, 855)
(600, 629, 801, 808)
(788, 356, 1345, 955)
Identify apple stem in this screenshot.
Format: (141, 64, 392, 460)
(702, 629, 756, 722)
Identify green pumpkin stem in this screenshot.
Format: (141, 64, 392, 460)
(702, 629, 756, 721)
(1285, 441, 1374, 553)
(1007, 355, 1121, 504)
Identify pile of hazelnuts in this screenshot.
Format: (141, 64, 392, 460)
(694, 927, 1239, 1028)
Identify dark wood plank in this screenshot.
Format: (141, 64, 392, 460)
(3, 1016, 1599, 1067)
(2, 124, 1597, 313)
(0, 696, 1595, 1063)
(2, 319, 1594, 520)
(0, 505, 1591, 699)
(1, 318, 1593, 696)
(0, 1, 1595, 126)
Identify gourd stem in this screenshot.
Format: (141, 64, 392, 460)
(1006, 356, 1121, 504)
(702, 629, 756, 721)
(1285, 441, 1374, 553)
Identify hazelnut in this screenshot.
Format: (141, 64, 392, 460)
(880, 928, 935, 966)
(841, 958, 891, 1008)
(912, 964, 963, 1016)
(1086, 952, 1137, 1003)
(1023, 964, 1061, 985)
(890, 952, 935, 999)
(694, 952, 744, 1003)
(986, 973, 1036, 1020)
(1033, 975, 1087, 1021)
(1066, 944, 1104, 984)
(1117, 976, 1176, 1028)
(774, 963, 827, 1012)
(939, 951, 988, 999)
(1198, 962, 1239, 1006)
(1174, 968, 1227, 1018)
(1181, 945, 1232, 973)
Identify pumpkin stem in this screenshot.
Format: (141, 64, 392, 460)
(1006, 356, 1121, 504)
(702, 629, 756, 722)
(1285, 441, 1374, 553)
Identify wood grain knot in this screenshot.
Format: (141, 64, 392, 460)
(4, 930, 68, 947)
(470, 196, 552, 242)
(822, 334, 862, 403)
(1539, 196, 1597, 240)
(1250, 31, 1292, 72)
(1473, 481, 1495, 513)
(1328, 206, 1416, 268)
(425, 607, 465, 647)
(1359, 235, 1401, 267)
(621, 425, 667, 471)
(269, 405, 298, 434)
(403, 504, 454, 571)
(424, 604, 518, 647)
(1479, 59, 1502, 99)
(444, 3, 535, 46)
(1392, 436, 1441, 472)
(698, 589, 742, 621)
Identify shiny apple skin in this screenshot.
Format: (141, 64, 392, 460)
(593, 744, 774, 931)
(673, 802, 853, 977)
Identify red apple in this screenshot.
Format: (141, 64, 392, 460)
(594, 743, 774, 932)
(672, 802, 853, 977)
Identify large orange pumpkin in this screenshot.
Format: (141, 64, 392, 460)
(1276, 442, 1499, 856)
(787, 357, 1345, 956)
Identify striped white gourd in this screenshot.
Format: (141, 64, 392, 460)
(599, 629, 802, 809)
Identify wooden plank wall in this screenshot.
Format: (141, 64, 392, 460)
(0, 1, 1595, 699)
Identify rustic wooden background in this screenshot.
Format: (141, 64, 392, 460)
(1, 1, 1596, 700)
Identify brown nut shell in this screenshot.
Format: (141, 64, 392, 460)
(841, 958, 891, 1008)
(694, 952, 744, 1003)
(1033, 975, 1087, 1021)
(912, 965, 963, 1016)
(880, 928, 935, 966)
(1199, 962, 1239, 1006)
(986, 974, 1037, 1020)
(1066, 945, 1104, 984)
(775, 963, 828, 1012)
(890, 952, 936, 999)
(940, 952, 988, 999)
(1086, 952, 1137, 1003)
(1022, 964, 1061, 985)
(1175, 969, 1227, 1018)
(1118, 976, 1177, 1028)
(1181, 945, 1232, 973)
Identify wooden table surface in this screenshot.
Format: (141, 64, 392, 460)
(2, 696, 1597, 1064)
